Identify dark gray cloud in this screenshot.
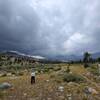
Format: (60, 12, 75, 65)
(0, 0, 41, 54)
(0, 0, 100, 56)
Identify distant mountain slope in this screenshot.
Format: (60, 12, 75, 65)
(0, 51, 45, 60)
(47, 52, 100, 61)
(47, 55, 83, 61)
(92, 52, 100, 58)
(0, 51, 100, 61)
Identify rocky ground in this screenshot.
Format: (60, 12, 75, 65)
(0, 64, 100, 100)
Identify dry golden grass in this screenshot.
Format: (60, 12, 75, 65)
(0, 64, 100, 100)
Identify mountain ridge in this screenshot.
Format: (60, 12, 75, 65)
(0, 50, 100, 61)
(0, 50, 45, 60)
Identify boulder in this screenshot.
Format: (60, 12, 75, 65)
(84, 87, 98, 95)
(0, 82, 12, 90)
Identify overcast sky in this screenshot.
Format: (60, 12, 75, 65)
(0, 0, 100, 56)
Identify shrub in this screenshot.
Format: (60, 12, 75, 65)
(43, 68, 49, 73)
(37, 69, 41, 73)
(11, 71, 16, 75)
(66, 66, 70, 73)
(88, 66, 100, 76)
(53, 66, 61, 71)
(84, 63, 90, 68)
(17, 71, 24, 76)
(63, 73, 85, 83)
(37, 68, 49, 73)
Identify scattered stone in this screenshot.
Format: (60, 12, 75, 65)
(86, 72, 91, 76)
(41, 71, 43, 74)
(35, 71, 38, 74)
(58, 86, 64, 92)
(46, 80, 50, 82)
(23, 93, 27, 96)
(67, 94, 72, 100)
(68, 82, 78, 86)
(0, 82, 12, 90)
(68, 82, 73, 85)
(0, 73, 3, 77)
(7, 73, 12, 76)
(84, 87, 98, 95)
(86, 72, 93, 78)
(12, 74, 15, 77)
(69, 72, 72, 74)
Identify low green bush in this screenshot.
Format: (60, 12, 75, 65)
(36, 68, 49, 73)
(11, 71, 16, 75)
(17, 71, 24, 76)
(43, 68, 49, 73)
(88, 66, 100, 76)
(53, 66, 61, 71)
(63, 73, 85, 83)
(37, 69, 41, 73)
(84, 63, 90, 68)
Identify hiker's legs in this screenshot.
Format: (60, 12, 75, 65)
(33, 77, 35, 83)
(31, 76, 35, 84)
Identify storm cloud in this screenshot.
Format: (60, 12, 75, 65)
(0, 0, 100, 56)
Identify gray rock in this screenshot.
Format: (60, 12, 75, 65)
(46, 80, 50, 82)
(84, 87, 98, 95)
(58, 86, 64, 92)
(0, 82, 12, 90)
(7, 73, 12, 76)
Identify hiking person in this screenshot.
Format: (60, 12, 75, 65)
(31, 70, 35, 84)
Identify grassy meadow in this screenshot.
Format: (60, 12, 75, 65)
(0, 62, 100, 100)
